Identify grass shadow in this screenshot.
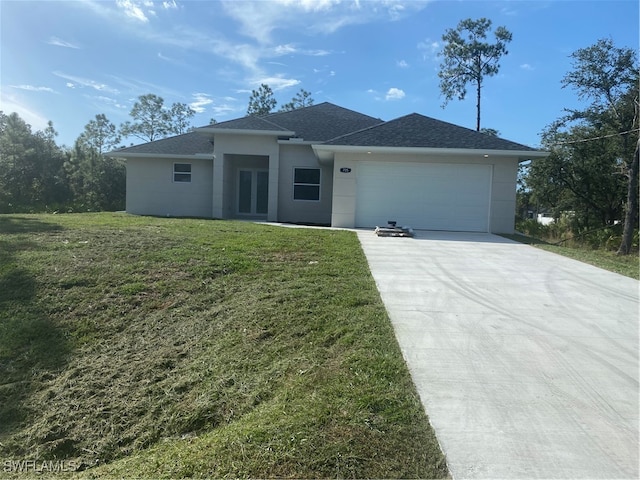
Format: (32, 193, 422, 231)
(0, 218, 70, 438)
(0, 216, 65, 234)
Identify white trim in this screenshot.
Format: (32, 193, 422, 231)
(173, 162, 192, 183)
(277, 139, 314, 145)
(110, 152, 211, 159)
(312, 144, 549, 162)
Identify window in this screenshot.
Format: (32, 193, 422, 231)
(173, 163, 191, 183)
(293, 168, 320, 201)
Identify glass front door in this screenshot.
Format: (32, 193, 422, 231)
(238, 170, 268, 216)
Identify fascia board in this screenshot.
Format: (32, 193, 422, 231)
(107, 152, 212, 159)
(277, 139, 315, 145)
(312, 144, 549, 161)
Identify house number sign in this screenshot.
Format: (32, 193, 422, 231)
(340, 167, 352, 173)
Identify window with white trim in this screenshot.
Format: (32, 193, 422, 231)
(293, 168, 320, 201)
(173, 163, 191, 183)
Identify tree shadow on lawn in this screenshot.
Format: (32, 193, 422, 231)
(0, 219, 70, 441)
(0, 215, 65, 234)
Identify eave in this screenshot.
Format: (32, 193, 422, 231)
(108, 152, 212, 159)
(312, 144, 550, 163)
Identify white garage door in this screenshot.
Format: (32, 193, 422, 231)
(355, 161, 492, 232)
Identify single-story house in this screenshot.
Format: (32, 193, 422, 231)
(112, 102, 548, 233)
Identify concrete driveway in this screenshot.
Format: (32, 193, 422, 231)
(357, 230, 639, 479)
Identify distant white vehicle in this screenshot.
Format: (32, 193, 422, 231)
(537, 213, 554, 225)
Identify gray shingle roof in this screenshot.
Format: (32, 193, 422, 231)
(111, 131, 212, 156)
(206, 115, 293, 132)
(324, 113, 537, 151)
(110, 105, 537, 157)
(258, 102, 382, 141)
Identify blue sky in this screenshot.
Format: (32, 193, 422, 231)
(1, 0, 637, 148)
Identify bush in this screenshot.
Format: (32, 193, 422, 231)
(516, 218, 637, 252)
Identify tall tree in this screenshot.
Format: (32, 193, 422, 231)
(528, 123, 627, 229)
(120, 94, 196, 142)
(81, 114, 120, 154)
(280, 88, 314, 112)
(66, 114, 125, 211)
(438, 18, 512, 131)
(120, 94, 169, 142)
(0, 112, 68, 212)
(560, 39, 638, 254)
(168, 102, 196, 135)
(247, 84, 277, 116)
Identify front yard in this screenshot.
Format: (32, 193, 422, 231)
(0, 213, 448, 478)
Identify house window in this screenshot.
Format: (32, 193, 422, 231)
(173, 163, 191, 183)
(293, 168, 320, 201)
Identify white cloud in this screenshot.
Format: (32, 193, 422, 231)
(274, 44, 331, 57)
(418, 39, 440, 60)
(397, 59, 409, 68)
(275, 44, 297, 55)
(221, 0, 429, 44)
(53, 71, 120, 95)
(252, 75, 300, 91)
(10, 85, 56, 93)
(81, 0, 177, 23)
(107, 74, 182, 98)
(0, 92, 49, 131)
(157, 51, 184, 65)
(116, 0, 149, 22)
(66, 82, 76, 89)
(367, 88, 382, 101)
(190, 93, 214, 113)
(385, 87, 405, 100)
(139, 28, 264, 73)
(84, 94, 128, 109)
(211, 102, 241, 118)
(46, 36, 80, 49)
(520, 63, 534, 71)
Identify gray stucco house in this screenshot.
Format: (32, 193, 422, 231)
(112, 102, 547, 233)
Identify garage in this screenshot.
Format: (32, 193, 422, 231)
(355, 161, 492, 232)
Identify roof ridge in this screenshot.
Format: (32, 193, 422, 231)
(323, 112, 537, 151)
(262, 101, 332, 119)
(255, 116, 290, 131)
(322, 118, 387, 144)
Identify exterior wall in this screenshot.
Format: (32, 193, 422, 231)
(278, 144, 333, 225)
(489, 158, 519, 234)
(331, 152, 520, 233)
(212, 134, 280, 221)
(126, 157, 213, 217)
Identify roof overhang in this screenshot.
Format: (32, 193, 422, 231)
(312, 144, 550, 164)
(108, 152, 213, 160)
(277, 139, 315, 145)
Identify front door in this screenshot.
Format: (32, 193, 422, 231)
(238, 169, 268, 216)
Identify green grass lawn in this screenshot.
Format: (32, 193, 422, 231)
(502, 233, 639, 280)
(0, 213, 448, 478)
